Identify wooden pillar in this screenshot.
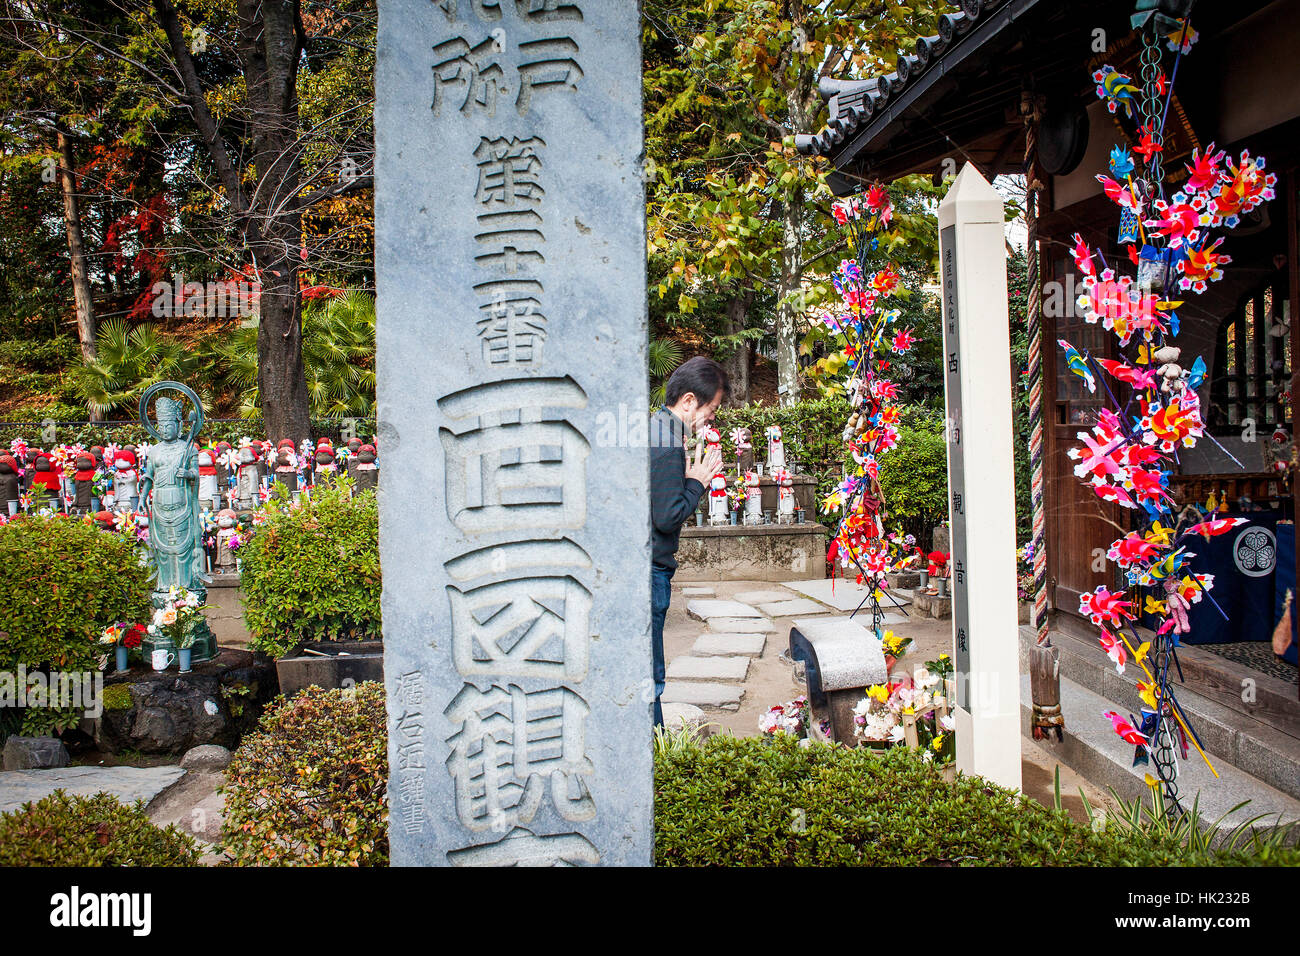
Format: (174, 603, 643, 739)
(1021, 91, 1063, 739)
(1288, 170, 1299, 700)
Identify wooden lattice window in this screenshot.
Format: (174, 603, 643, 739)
(1209, 273, 1290, 433)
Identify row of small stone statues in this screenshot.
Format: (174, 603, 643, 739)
(0, 436, 378, 515)
(219, 437, 380, 511)
(704, 424, 801, 526)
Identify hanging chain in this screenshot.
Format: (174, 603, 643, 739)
(1138, 27, 1166, 201)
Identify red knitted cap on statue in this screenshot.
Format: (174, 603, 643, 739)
(115, 450, 138, 468)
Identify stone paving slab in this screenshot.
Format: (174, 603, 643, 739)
(734, 590, 792, 605)
(781, 578, 875, 611)
(0, 765, 186, 814)
(692, 633, 767, 657)
(758, 598, 831, 618)
(661, 681, 744, 710)
(680, 587, 715, 597)
(707, 617, 775, 633)
(666, 656, 751, 681)
(686, 599, 763, 621)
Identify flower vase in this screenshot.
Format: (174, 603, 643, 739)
(115, 645, 129, 672)
(90, 496, 100, 511)
(919, 569, 929, 589)
(729, 511, 738, 525)
(178, 648, 192, 674)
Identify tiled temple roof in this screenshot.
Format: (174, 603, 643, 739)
(795, 0, 1028, 161)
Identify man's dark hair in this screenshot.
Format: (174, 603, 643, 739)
(665, 356, 730, 407)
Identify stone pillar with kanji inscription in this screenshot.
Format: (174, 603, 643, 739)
(376, 0, 652, 866)
(938, 164, 1021, 791)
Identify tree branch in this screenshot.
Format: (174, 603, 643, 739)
(152, 0, 248, 216)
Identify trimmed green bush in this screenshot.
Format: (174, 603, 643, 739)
(221, 682, 388, 866)
(876, 417, 949, 541)
(654, 735, 1300, 866)
(0, 515, 153, 672)
(0, 790, 199, 866)
(239, 480, 381, 657)
(218, 703, 1297, 867)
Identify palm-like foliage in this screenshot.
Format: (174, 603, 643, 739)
(649, 335, 684, 405)
(216, 291, 376, 419)
(72, 320, 212, 419)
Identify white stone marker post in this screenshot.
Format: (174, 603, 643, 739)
(937, 164, 1022, 791)
(375, 0, 652, 865)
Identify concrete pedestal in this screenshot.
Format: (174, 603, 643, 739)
(677, 523, 828, 582)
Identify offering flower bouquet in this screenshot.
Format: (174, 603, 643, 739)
(852, 654, 954, 764)
(758, 696, 811, 738)
(148, 587, 210, 650)
(98, 622, 146, 650)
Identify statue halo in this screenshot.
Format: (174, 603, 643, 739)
(139, 381, 204, 445)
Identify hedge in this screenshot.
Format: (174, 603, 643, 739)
(221, 682, 388, 866)
(654, 734, 1299, 866)
(0, 515, 153, 673)
(0, 790, 199, 866)
(238, 480, 381, 657)
(218, 690, 1295, 867)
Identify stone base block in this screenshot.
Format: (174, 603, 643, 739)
(886, 570, 920, 589)
(676, 523, 828, 582)
(912, 590, 953, 619)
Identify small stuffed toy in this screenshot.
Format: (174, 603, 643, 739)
(1153, 345, 1184, 395)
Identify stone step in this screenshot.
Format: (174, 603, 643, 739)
(679, 586, 715, 597)
(661, 681, 743, 711)
(666, 655, 750, 682)
(1019, 672, 1300, 835)
(693, 633, 767, 657)
(734, 589, 792, 605)
(707, 617, 775, 633)
(0, 765, 186, 815)
(757, 598, 831, 618)
(1022, 625, 1300, 802)
(686, 599, 762, 622)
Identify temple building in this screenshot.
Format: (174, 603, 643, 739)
(800, 0, 1300, 810)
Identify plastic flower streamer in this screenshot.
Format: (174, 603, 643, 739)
(1062, 18, 1277, 802)
(820, 186, 918, 633)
